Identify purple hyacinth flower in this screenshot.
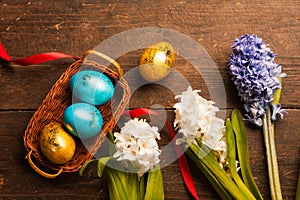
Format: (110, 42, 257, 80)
(229, 34, 285, 126)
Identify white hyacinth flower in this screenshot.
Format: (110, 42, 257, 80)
(113, 118, 161, 177)
(174, 86, 227, 167)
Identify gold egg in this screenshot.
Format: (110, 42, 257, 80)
(40, 122, 76, 165)
(139, 42, 175, 82)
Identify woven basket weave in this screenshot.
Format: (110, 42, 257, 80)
(24, 51, 130, 178)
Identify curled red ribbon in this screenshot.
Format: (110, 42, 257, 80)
(0, 43, 79, 65)
(0, 43, 199, 200)
(124, 108, 200, 200)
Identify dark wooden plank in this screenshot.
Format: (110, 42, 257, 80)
(0, 55, 299, 110)
(0, 0, 299, 110)
(1, 0, 299, 61)
(0, 110, 299, 199)
(0, 0, 299, 199)
(1, 0, 299, 53)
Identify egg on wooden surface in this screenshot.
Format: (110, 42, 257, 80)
(70, 70, 114, 105)
(139, 42, 175, 82)
(39, 122, 76, 165)
(63, 103, 103, 139)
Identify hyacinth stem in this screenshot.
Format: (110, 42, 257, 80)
(263, 110, 282, 200)
(262, 114, 274, 197)
(262, 77, 283, 200)
(268, 110, 283, 199)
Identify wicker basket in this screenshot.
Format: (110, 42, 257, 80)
(24, 50, 130, 178)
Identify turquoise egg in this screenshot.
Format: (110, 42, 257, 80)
(70, 70, 114, 105)
(63, 103, 103, 139)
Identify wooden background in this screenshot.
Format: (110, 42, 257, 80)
(0, 0, 299, 199)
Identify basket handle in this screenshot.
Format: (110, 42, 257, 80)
(25, 150, 63, 179)
(83, 50, 123, 77)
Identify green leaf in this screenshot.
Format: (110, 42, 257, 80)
(107, 130, 116, 155)
(144, 166, 164, 200)
(107, 169, 141, 200)
(231, 109, 263, 200)
(112, 163, 128, 187)
(225, 118, 237, 170)
(272, 77, 283, 106)
(188, 140, 248, 199)
(97, 157, 112, 177)
(186, 148, 232, 200)
(79, 159, 97, 176)
(225, 118, 257, 199)
(107, 130, 115, 143)
(106, 167, 129, 200)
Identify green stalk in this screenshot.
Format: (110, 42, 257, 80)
(261, 76, 283, 200)
(186, 148, 233, 200)
(266, 109, 283, 200)
(188, 140, 252, 200)
(263, 114, 276, 199)
(225, 118, 258, 199)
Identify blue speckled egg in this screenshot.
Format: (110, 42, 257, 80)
(70, 70, 114, 105)
(63, 103, 103, 139)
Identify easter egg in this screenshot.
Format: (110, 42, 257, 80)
(63, 103, 103, 139)
(70, 70, 114, 105)
(40, 122, 76, 165)
(139, 42, 175, 82)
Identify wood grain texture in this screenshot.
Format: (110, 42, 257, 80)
(0, 0, 299, 199)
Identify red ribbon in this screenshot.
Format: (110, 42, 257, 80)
(0, 43, 79, 65)
(124, 108, 200, 200)
(0, 43, 199, 200)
